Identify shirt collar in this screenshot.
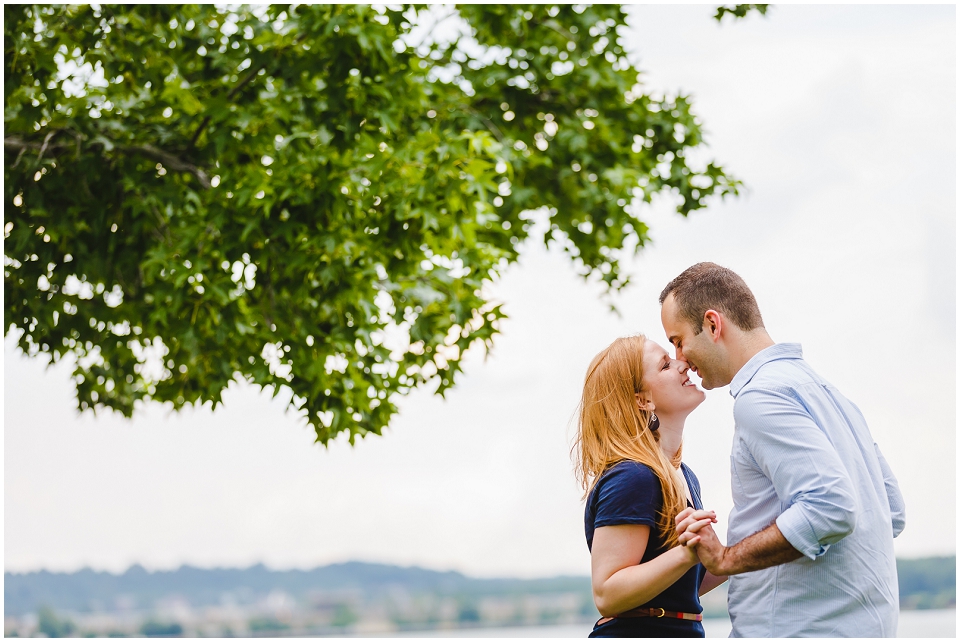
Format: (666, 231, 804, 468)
(729, 342, 803, 397)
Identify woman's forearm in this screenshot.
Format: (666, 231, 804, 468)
(594, 546, 698, 616)
(699, 570, 727, 596)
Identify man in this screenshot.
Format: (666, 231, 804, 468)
(660, 262, 905, 637)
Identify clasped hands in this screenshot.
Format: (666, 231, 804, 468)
(675, 507, 728, 575)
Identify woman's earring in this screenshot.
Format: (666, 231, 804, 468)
(648, 413, 660, 432)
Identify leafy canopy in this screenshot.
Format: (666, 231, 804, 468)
(714, 4, 770, 21)
(5, 5, 752, 444)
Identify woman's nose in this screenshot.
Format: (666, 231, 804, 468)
(676, 360, 689, 374)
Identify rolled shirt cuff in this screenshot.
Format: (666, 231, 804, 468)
(776, 509, 830, 561)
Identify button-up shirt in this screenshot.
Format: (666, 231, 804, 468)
(726, 343, 905, 638)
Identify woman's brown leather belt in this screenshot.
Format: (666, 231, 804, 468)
(596, 606, 704, 626)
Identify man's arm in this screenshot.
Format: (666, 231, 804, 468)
(874, 442, 906, 537)
(678, 516, 802, 576)
(733, 388, 859, 561)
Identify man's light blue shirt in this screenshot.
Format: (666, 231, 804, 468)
(726, 343, 905, 638)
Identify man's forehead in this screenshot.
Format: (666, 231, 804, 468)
(660, 293, 681, 326)
(660, 295, 694, 343)
(661, 291, 679, 310)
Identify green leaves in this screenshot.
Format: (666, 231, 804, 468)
(5, 5, 741, 445)
(714, 5, 770, 22)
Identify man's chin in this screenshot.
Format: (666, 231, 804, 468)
(699, 375, 732, 391)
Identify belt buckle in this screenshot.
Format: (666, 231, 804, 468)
(656, 608, 665, 618)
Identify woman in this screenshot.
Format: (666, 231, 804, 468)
(573, 335, 725, 638)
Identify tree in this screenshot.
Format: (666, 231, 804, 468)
(714, 4, 770, 21)
(37, 606, 75, 638)
(140, 620, 185, 636)
(5, 5, 757, 444)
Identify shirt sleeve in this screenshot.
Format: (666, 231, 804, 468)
(874, 442, 906, 538)
(593, 462, 662, 530)
(735, 388, 859, 561)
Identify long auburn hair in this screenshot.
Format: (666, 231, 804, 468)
(573, 335, 686, 549)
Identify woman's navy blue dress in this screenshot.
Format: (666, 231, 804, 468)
(584, 461, 706, 638)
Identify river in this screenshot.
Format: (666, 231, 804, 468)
(383, 608, 956, 638)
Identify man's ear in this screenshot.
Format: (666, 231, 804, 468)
(636, 393, 655, 412)
(703, 309, 722, 342)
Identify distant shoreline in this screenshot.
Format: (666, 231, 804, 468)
(4, 557, 954, 638)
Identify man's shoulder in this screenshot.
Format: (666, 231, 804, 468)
(736, 356, 820, 397)
(731, 360, 821, 430)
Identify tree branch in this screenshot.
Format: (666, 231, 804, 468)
(541, 19, 577, 43)
(11, 145, 26, 168)
(5, 136, 212, 189)
(456, 103, 504, 142)
(188, 32, 311, 149)
(116, 143, 211, 188)
(36, 130, 57, 162)
(188, 62, 267, 148)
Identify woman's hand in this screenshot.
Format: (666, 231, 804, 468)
(675, 508, 729, 594)
(675, 507, 717, 549)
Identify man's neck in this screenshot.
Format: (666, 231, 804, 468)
(728, 328, 775, 380)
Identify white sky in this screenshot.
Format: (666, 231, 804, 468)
(4, 5, 956, 578)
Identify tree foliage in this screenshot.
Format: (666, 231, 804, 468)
(37, 606, 75, 638)
(5, 5, 748, 444)
(714, 5, 770, 22)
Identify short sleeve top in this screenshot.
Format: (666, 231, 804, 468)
(584, 460, 705, 616)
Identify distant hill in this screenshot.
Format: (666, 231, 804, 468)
(5, 556, 954, 617)
(898, 556, 956, 610)
(3, 561, 591, 616)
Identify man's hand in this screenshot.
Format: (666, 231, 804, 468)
(684, 522, 729, 575)
(676, 507, 727, 574)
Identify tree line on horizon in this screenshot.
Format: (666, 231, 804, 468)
(4, 555, 955, 620)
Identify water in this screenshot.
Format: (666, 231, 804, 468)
(381, 609, 956, 638)
(700, 610, 956, 638)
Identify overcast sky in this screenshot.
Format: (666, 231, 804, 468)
(5, 5, 956, 578)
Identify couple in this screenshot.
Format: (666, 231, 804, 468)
(575, 263, 906, 638)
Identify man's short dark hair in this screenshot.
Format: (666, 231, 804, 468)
(659, 262, 764, 334)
